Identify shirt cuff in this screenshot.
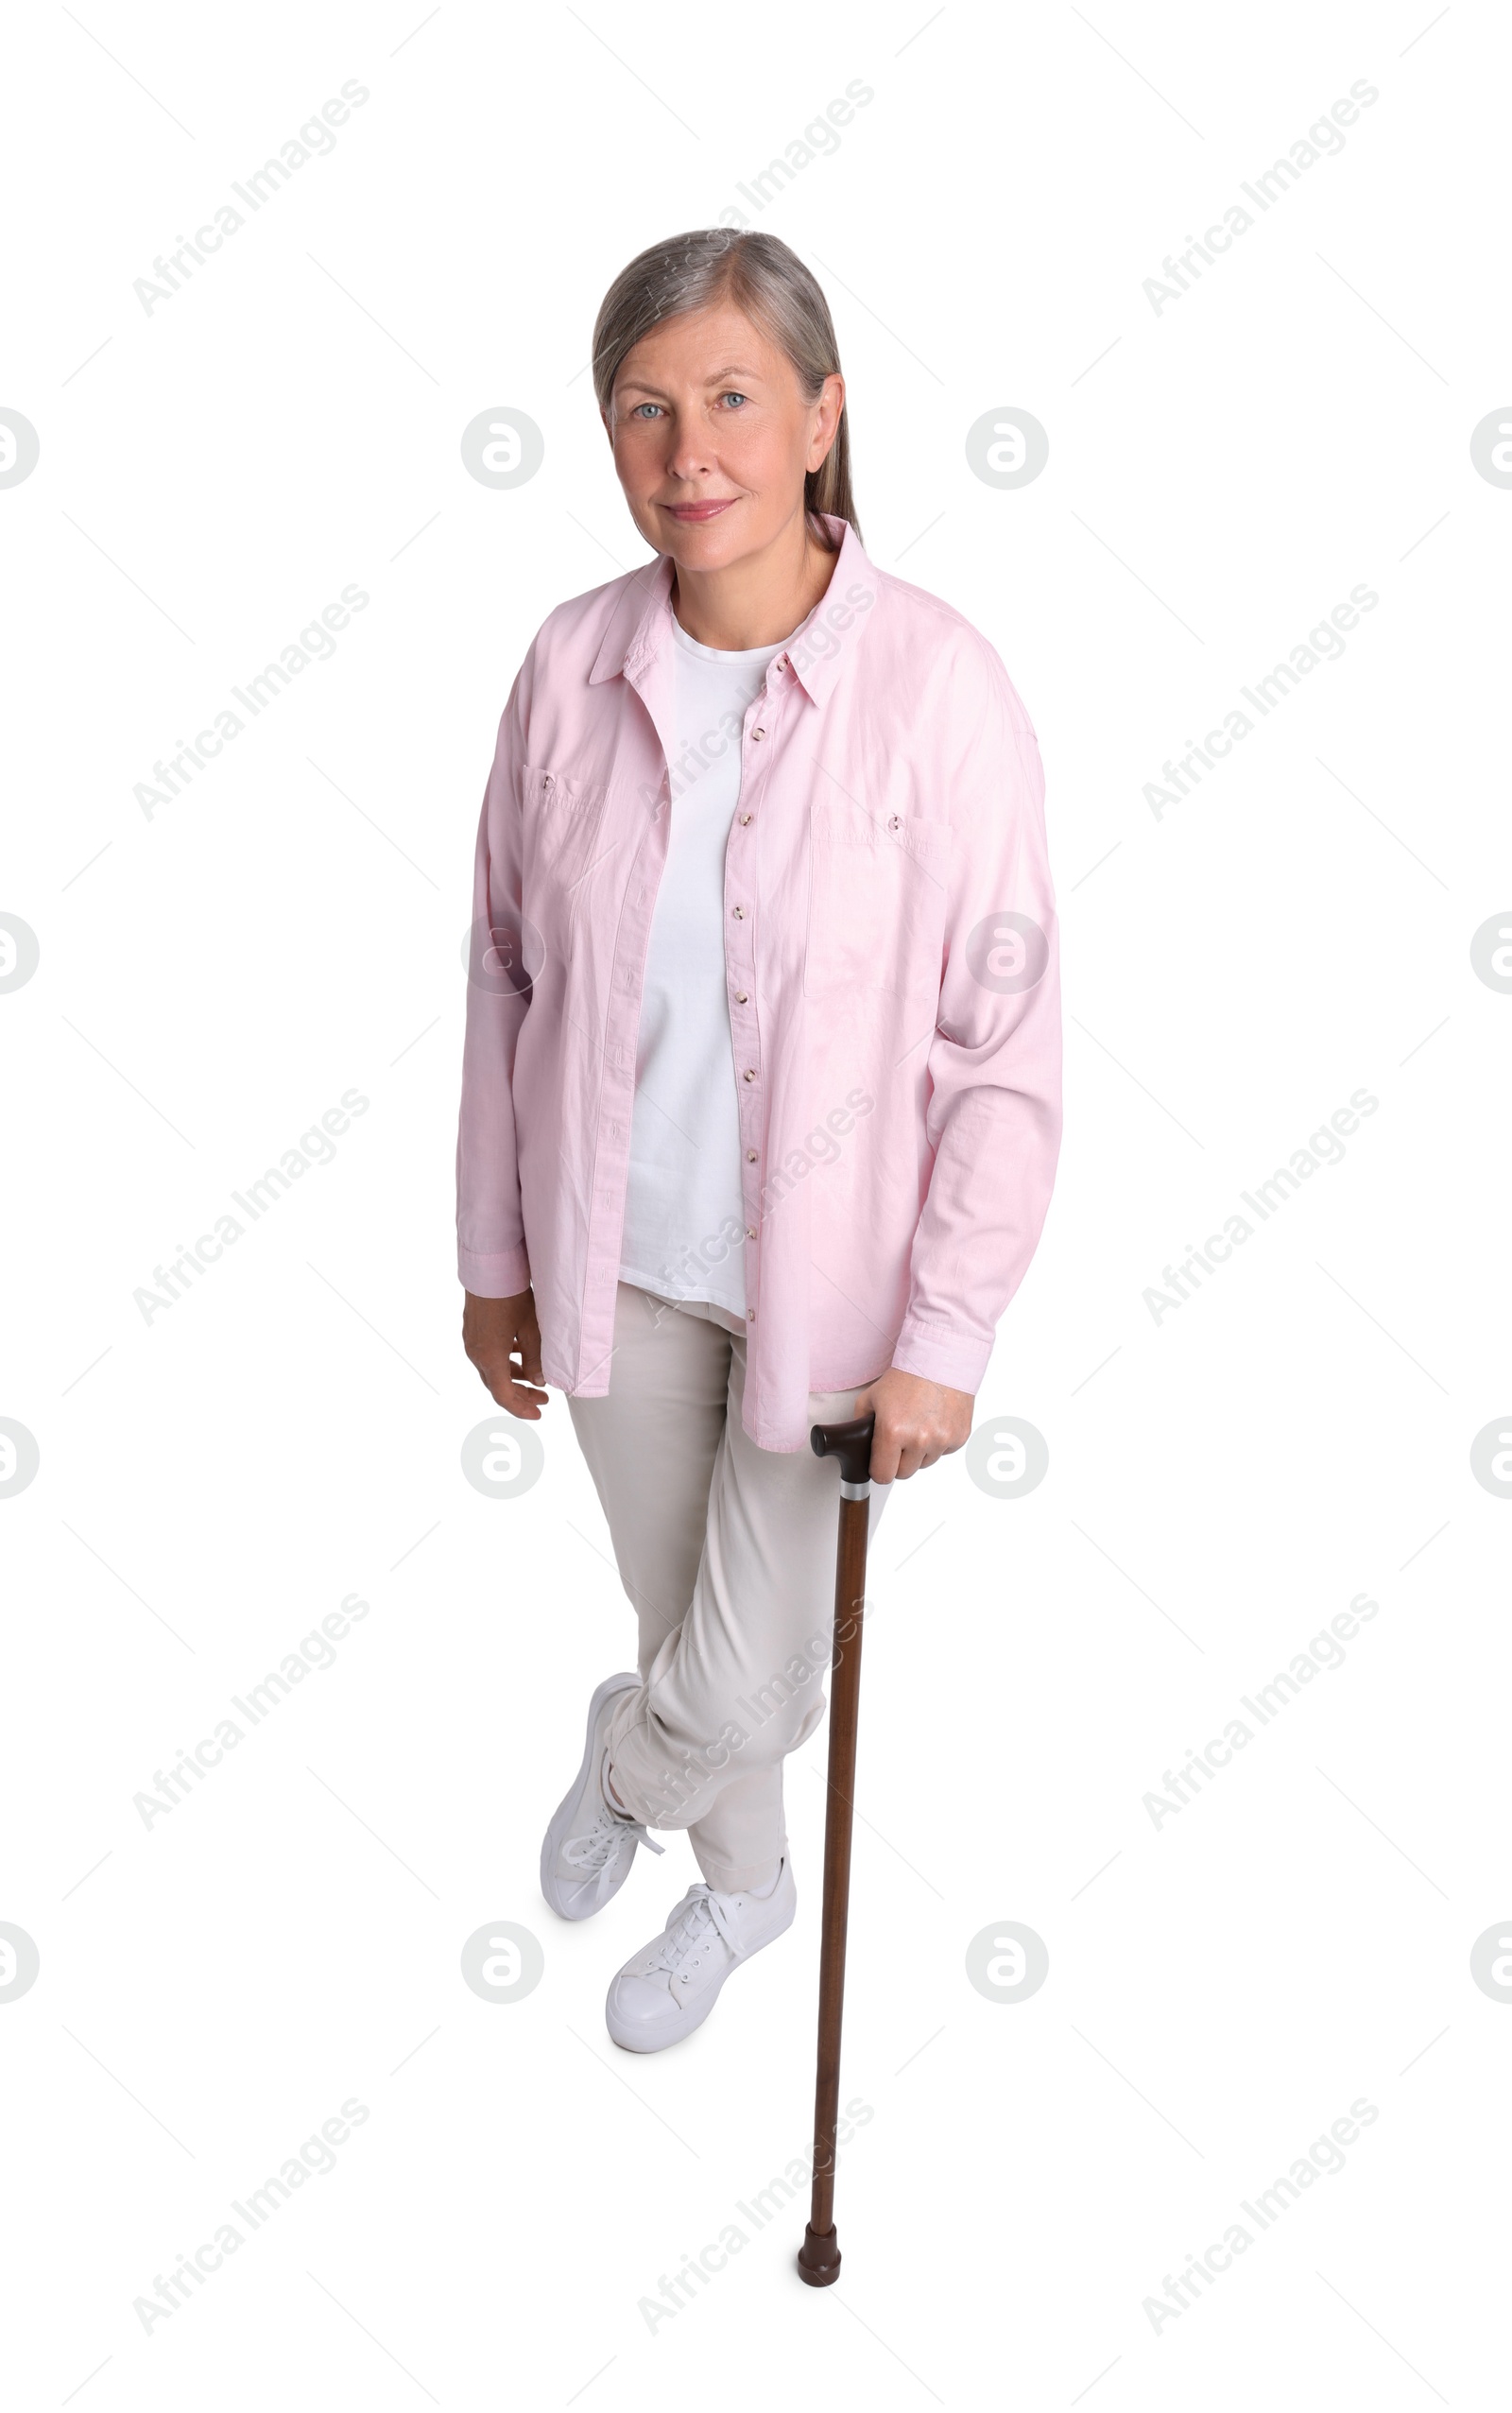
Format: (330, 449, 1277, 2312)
(458, 1242, 531, 1298)
(888, 1316, 991, 1397)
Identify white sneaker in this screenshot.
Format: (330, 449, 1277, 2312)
(605, 1859, 798, 2052)
(540, 1673, 664, 1922)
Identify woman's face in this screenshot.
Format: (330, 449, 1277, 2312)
(605, 301, 843, 574)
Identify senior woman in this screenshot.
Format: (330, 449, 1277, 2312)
(457, 229, 1061, 2053)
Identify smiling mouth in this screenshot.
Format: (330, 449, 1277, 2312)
(662, 497, 738, 521)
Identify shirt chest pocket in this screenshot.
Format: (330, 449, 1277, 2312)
(520, 765, 610, 911)
(803, 801, 953, 999)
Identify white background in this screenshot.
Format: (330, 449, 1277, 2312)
(4, 2, 1509, 2406)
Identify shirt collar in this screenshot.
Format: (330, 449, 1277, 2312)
(588, 514, 879, 707)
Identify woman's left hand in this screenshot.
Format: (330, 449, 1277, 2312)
(849, 1366, 975, 1483)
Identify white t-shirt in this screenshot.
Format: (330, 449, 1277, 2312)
(617, 616, 789, 1320)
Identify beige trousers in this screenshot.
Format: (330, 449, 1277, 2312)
(566, 1281, 893, 1891)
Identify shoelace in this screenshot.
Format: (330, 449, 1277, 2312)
(562, 1799, 663, 1875)
(646, 1885, 741, 1975)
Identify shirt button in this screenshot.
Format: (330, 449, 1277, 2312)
(739, 812, 752, 825)
(747, 1309, 756, 1321)
(731, 905, 745, 919)
(751, 728, 765, 741)
(743, 1068, 757, 1082)
(746, 1149, 757, 1163)
(745, 1225, 756, 1240)
(734, 990, 748, 1004)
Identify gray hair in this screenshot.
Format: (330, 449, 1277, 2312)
(592, 228, 860, 548)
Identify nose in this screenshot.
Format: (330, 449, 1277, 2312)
(662, 418, 716, 487)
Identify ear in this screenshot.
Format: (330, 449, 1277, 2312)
(806, 372, 845, 472)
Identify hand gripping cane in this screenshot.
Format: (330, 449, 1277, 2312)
(796, 1410, 875, 2287)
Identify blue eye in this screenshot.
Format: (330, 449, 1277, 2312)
(632, 403, 663, 420)
(722, 392, 747, 408)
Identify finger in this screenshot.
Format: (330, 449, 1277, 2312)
(479, 1363, 547, 1413)
(474, 1355, 517, 1394)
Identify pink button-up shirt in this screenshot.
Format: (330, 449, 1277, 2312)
(457, 516, 1062, 1452)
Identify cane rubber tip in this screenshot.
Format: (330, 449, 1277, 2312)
(797, 2221, 842, 2285)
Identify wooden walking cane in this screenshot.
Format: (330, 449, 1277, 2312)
(796, 1410, 876, 2287)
